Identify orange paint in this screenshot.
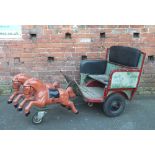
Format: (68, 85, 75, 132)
(22, 78, 78, 116)
(8, 73, 30, 104)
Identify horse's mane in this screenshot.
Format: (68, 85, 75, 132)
(24, 78, 45, 90)
(13, 73, 30, 84)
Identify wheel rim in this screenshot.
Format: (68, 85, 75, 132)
(88, 103, 94, 107)
(33, 113, 42, 124)
(110, 100, 122, 112)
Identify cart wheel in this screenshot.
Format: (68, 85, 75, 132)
(103, 93, 126, 117)
(32, 111, 47, 124)
(88, 102, 94, 107)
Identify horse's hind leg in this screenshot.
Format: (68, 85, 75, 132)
(65, 101, 78, 114)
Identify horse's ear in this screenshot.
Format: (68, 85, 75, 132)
(31, 85, 36, 92)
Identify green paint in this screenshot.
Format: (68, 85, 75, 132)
(111, 72, 139, 88)
(105, 62, 122, 76)
(80, 73, 88, 84)
(138, 54, 143, 69)
(0, 85, 12, 95)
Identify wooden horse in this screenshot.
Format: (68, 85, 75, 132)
(8, 73, 30, 106)
(17, 79, 60, 111)
(19, 78, 78, 116)
(9, 73, 60, 109)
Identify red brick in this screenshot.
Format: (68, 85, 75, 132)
(21, 53, 34, 58)
(0, 25, 155, 95)
(130, 25, 144, 28)
(117, 25, 130, 28)
(140, 33, 154, 38)
(22, 43, 33, 48)
(149, 28, 155, 33)
(98, 25, 118, 28)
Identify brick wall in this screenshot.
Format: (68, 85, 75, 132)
(0, 25, 155, 95)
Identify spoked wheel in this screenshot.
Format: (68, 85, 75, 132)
(103, 93, 126, 117)
(32, 111, 47, 124)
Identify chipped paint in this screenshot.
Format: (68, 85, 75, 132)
(105, 62, 122, 75)
(111, 72, 139, 88)
(80, 73, 88, 84)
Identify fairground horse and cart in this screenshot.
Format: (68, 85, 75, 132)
(7, 46, 146, 124)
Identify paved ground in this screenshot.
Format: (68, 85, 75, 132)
(0, 95, 155, 130)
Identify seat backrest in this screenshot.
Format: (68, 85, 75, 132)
(108, 46, 141, 67)
(80, 60, 107, 74)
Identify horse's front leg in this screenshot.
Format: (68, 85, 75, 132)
(24, 100, 45, 116)
(8, 91, 19, 104)
(18, 96, 35, 111)
(17, 98, 27, 111)
(13, 94, 24, 108)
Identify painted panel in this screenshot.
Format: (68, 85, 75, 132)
(0, 25, 22, 39)
(137, 54, 143, 69)
(80, 73, 88, 84)
(105, 62, 122, 75)
(111, 72, 139, 88)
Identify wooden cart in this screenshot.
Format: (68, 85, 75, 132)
(62, 46, 146, 117)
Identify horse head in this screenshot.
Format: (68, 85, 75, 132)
(12, 73, 30, 91)
(23, 78, 45, 97)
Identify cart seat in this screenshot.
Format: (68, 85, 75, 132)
(78, 86, 104, 101)
(88, 74, 109, 85)
(48, 89, 60, 98)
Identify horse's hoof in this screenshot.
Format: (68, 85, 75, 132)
(8, 100, 12, 104)
(25, 112, 30, 117)
(75, 111, 79, 114)
(14, 104, 18, 108)
(61, 104, 66, 107)
(17, 107, 22, 112)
